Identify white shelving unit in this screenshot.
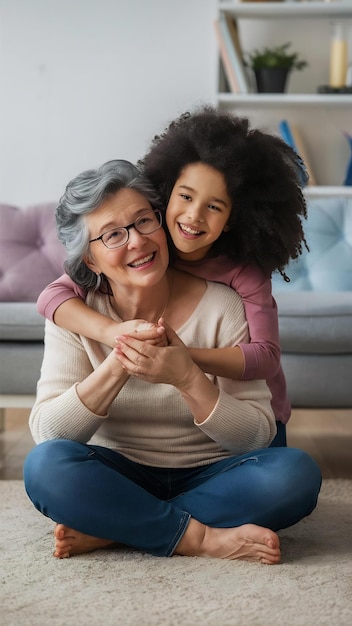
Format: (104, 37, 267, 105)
(218, 1, 352, 19)
(218, 92, 352, 105)
(216, 1, 352, 188)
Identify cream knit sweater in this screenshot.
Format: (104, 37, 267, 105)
(30, 281, 276, 467)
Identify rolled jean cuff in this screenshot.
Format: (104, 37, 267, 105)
(165, 511, 191, 557)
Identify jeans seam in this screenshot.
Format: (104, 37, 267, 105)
(202, 456, 259, 481)
(165, 512, 191, 557)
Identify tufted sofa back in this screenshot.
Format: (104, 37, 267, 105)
(272, 195, 352, 293)
(0, 204, 67, 302)
(1, 196, 351, 302)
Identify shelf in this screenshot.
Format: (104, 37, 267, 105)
(218, 1, 352, 19)
(303, 186, 352, 196)
(217, 93, 352, 105)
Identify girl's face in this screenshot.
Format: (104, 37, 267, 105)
(84, 188, 169, 292)
(166, 162, 232, 262)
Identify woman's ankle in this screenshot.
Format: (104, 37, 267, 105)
(173, 518, 207, 556)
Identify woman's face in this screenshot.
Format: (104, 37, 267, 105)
(166, 162, 232, 261)
(84, 188, 169, 291)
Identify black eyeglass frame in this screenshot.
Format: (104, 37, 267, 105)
(88, 210, 163, 249)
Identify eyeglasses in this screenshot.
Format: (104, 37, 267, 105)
(89, 210, 163, 249)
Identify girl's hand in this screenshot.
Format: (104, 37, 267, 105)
(114, 319, 168, 347)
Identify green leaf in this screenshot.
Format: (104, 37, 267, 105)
(245, 42, 308, 71)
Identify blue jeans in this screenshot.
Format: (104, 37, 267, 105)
(24, 440, 321, 557)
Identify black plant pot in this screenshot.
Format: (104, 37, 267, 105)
(254, 67, 290, 93)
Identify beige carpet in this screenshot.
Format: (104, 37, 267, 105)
(1, 479, 351, 626)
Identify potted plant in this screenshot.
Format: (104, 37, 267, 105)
(245, 42, 308, 93)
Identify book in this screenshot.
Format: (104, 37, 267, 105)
(218, 57, 231, 93)
(278, 119, 317, 186)
(278, 120, 296, 150)
(218, 12, 250, 94)
(213, 19, 240, 93)
(343, 132, 352, 186)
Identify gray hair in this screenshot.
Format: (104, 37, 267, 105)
(56, 159, 162, 290)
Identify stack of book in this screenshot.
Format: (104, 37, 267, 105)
(278, 119, 317, 186)
(214, 12, 250, 94)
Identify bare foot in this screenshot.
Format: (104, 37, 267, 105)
(175, 521, 281, 565)
(54, 524, 118, 559)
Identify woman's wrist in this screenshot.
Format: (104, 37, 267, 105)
(175, 364, 220, 424)
(76, 355, 129, 415)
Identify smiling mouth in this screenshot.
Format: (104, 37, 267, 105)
(178, 223, 205, 236)
(128, 252, 155, 268)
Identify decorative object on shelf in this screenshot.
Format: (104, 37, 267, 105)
(318, 56, 352, 94)
(343, 132, 352, 186)
(245, 42, 308, 93)
(329, 22, 348, 89)
(317, 85, 352, 94)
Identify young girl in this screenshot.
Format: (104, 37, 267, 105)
(37, 106, 308, 446)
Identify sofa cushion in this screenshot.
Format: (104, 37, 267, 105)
(0, 342, 45, 394)
(0, 302, 45, 341)
(0, 203, 67, 302)
(281, 353, 352, 407)
(272, 195, 352, 293)
(272, 194, 352, 358)
(276, 292, 352, 354)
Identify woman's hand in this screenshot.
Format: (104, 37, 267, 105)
(114, 320, 220, 423)
(114, 320, 194, 387)
(77, 320, 167, 416)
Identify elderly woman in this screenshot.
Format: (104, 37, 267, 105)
(24, 160, 321, 564)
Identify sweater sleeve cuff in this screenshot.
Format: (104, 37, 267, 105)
(194, 388, 275, 453)
(73, 383, 109, 420)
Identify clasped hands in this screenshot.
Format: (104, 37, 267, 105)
(114, 318, 195, 389)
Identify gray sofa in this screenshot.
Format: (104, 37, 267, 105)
(0, 203, 66, 427)
(272, 191, 352, 408)
(1, 192, 351, 429)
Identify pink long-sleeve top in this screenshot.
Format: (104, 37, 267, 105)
(36, 255, 291, 423)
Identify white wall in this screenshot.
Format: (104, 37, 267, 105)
(0, 0, 217, 205)
(1, 1, 350, 203)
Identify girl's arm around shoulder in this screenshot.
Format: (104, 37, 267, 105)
(183, 259, 281, 380)
(37, 273, 86, 321)
(36, 273, 120, 346)
(230, 263, 282, 380)
(189, 346, 245, 379)
(36, 274, 166, 349)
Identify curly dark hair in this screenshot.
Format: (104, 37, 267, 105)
(139, 105, 309, 279)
